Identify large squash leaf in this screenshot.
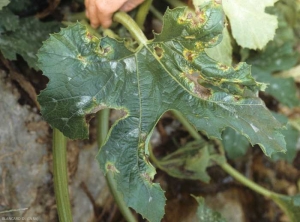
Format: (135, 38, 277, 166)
(37, 3, 286, 221)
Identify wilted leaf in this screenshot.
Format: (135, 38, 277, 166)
(222, 0, 278, 49)
(37, 3, 286, 221)
(154, 139, 226, 182)
(271, 194, 300, 222)
(222, 128, 249, 159)
(0, 15, 60, 69)
(193, 195, 227, 222)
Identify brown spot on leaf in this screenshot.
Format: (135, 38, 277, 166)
(234, 95, 241, 101)
(77, 54, 88, 66)
(106, 163, 119, 173)
(218, 63, 230, 71)
(184, 71, 212, 99)
(184, 50, 196, 62)
(187, 12, 193, 19)
(103, 47, 111, 54)
(154, 46, 163, 58)
(141, 172, 152, 184)
(194, 84, 212, 99)
(208, 37, 219, 46)
(86, 32, 93, 40)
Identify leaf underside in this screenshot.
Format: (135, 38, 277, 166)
(37, 3, 286, 221)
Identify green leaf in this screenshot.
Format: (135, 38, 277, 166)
(0, 8, 18, 32)
(245, 5, 299, 107)
(247, 42, 299, 108)
(222, 0, 278, 49)
(7, 0, 36, 14)
(206, 27, 232, 66)
(271, 113, 299, 163)
(0, 0, 9, 10)
(193, 195, 227, 222)
(0, 15, 60, 69)
(222, 128, 249, 159)
(271, 194, 300, 222)
(154, 139, 226, 183)
(37, 4, 286, 221)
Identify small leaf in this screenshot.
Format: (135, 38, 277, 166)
(271, 194, 300, 222)
(223, 0, 278, 49)
(192, 195, 227, 222)
(154, 139, 226, 182)
(222, 128, 249, 159)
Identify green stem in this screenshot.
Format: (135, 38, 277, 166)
(219, 162, 273, 197)
(150, 5, 164, 21)
(96, 110, 137, 222)
(135, 0, 153, 29)
(53, 128, 73, 222)
(113, 12, 148, 45)
(171, 110, 296, 219)
(97, 109, 110, 147)
(172, 110, 201, 140)
(80, 20, 102, 38)
(171, 110, 276, 197)
(164, 0, 186, 7)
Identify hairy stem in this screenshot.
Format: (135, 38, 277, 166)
(96, 110, 137, 222)
(52, 128, 73, 222)
(135, 0, 153, 29)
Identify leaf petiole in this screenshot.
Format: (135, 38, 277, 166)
(52, 128, 73, 222)
(135, 0, 153, 29)
(113, 12, 148, 45)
